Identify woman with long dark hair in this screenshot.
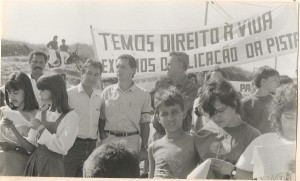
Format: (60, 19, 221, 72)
(0, 72, 39, 175)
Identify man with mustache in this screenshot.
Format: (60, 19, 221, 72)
(27, 50, 48, 105)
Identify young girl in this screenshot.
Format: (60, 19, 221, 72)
(3, 73, 79, 176)
(148, 88, 199, 179)
(0, 72, 39, 175)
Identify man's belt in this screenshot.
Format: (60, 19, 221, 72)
(105, 130, 139, 137)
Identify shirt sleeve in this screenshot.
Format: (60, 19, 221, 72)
(140, 93, 152, 124)
(37, 111, 79, 155)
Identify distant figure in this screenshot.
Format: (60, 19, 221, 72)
(83, 142, 140, 178)
(47, 35, 58, 66)
(279, 75, 293, 85)
(59, 39, 70, 68)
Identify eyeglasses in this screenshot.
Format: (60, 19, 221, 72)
(211, 105, 228, 117)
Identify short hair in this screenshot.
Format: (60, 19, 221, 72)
(62, 39, 65, 42)
(204, 67, 227, 82)
(5, 72, 39, 111)
(54, 35, 58, 39)
(83, 142, 139, 178)
(170, 52, 189, 71)
(279, 75, 293, 85)
(154, 87, 184, 114)
(117, 54, 137, 68)
(36, 73, 71, 114)
(269, 83, 297, 136)
(253, 66, 279, 88)
(199, 78, 242, 117)
(81, 58, 103, 75)
(28, 50, 48, 64)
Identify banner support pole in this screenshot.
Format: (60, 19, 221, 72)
(204, 1, 209, 26)
(90, 25, 100, 61)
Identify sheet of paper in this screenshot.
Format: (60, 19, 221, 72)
(2, 110, 33, 127)
(187, 159, 211, 179)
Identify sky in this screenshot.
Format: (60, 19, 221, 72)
(1, 0, 298, 77)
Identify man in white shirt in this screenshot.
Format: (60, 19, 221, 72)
(64, 59, 103, 177)
(99, 54, 151, 162)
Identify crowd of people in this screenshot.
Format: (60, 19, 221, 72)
(0, 49, 297, 179)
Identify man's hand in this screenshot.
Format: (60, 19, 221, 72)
(139, 146, 148, 162)
(210, 158, 235, 175)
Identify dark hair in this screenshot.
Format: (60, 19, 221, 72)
(81, 58, 103, 75)
(36, 73, 71, 114)
(117, 54, 137, 69)
(83, 142, 139, 178)
(187, 73, 197, 82)
(54, 35, 58, 39)
(62, 39, 65, 42)
(279, 75, 293, 85)
(169, 51, 189, 71)
(204, 67, 227, 82)
(253, 66, 279, 88)
(0, 90, 5, 107)
(269, 83, 297, 136)
(154, 87, 184, 114)
(199, 78, 242, 117)
(5, 72, 39, 111)
(28, 50, 48, 64)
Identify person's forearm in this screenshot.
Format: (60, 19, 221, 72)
(140, 122, 150, 146)
(11, 127, 35, 152)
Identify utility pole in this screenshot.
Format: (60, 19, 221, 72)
(204, 1, 209, 26)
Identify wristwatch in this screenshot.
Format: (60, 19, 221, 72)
(231, 166, 237, 176)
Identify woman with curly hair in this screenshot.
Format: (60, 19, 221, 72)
(235, 83, 297, 180)
(193, 78, 260, 179)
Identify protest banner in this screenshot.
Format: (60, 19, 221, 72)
(91, 4, 298, 78)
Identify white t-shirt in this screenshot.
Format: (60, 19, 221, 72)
(236, 132, 296, 179)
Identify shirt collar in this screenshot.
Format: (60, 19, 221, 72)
(115, 83, 137, 93)
(77, 83, 85, 93)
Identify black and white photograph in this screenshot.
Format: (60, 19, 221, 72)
(0, 0, 298, 180)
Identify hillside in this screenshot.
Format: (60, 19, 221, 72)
(1, 39, 94, 61)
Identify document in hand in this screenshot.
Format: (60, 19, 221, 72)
(187, 159, 211, 179)
(252, 144, 296, 180)
(3, 110, 33, 127)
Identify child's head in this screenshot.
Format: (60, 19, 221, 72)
(154, 87, 185, 132)
(253, 66, 279, 93)
(36, 73, 71, 114)
(199, 78, 242, 128)
(83, 141, 139, 178)
(269, 83, 297, 141)
(5, 71, 39, 111)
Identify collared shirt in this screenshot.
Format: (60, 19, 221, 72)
(150, 76, 198, 132)
(28, 74, 42, 106)
(67, 83, 103, 139)
(102, 84, 151, 133)
(60, 44, 68, 52)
